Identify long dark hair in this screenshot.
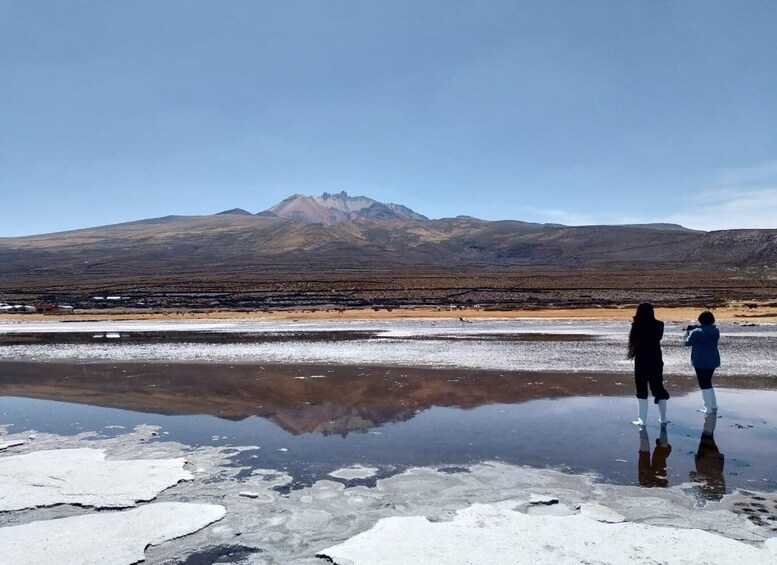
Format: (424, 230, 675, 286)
(627, 302, 656, 359)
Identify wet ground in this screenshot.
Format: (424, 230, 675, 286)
(1, 319, 775, 501)
(1, 362, 776, 499)
(1, 318, 775, 374)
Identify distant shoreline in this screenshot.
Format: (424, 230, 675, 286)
(1, 304, 775, 324)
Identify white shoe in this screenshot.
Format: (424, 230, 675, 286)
(632, 399, 648, 426)
(706, 388, 718, 412)
(700, 388, 718, 413)
(658, 399, 669, 424)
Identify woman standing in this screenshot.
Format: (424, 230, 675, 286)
(683, 311, 720, 413)
(627, 303, 670, 426)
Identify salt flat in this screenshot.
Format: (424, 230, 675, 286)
(0, 426, 775, 564)
(320, 502, 777, 565)
(1, 319, 775, 375)
(0, 447, 191, 511)
(1, 319, 775, 563)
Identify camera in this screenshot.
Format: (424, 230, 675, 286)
(685, 324, 700, 331)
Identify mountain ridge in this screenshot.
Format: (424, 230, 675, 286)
(266, 191, 428, 225)
(1, 193, 775, 307)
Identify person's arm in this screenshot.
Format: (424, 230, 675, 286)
(683, 328, 700, 346)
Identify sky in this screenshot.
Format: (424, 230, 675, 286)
(1, 1, 776, 236)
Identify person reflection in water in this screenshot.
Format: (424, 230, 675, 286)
(690, 413, 726, 501)
(638, 426, 672, 488)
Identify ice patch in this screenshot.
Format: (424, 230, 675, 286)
(0, 439, 27, 451)
(529, 494, 558, 505)
(579, 502, 626, 523)
(0, 426, 772, 564)
(328, 466, 379, 480)
(767, 537, 777, 557)
(318, 502, 772, 565)
(0, 448, 191, 510)
(0, 502, 225, 565)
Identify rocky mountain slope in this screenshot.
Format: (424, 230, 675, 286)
(0, 194, 775, 305)
(266, 191, 427, 225)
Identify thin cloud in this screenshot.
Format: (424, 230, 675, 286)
(525, 189, 777, 229)
(714, 160, 777, 187)
(525, 160, 777, 230)
(665, 188, 777, 231)
(522, 207, 597, 226)
(666, 160, 777, 230)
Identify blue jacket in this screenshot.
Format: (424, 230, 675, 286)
(683, 324, 721, 369)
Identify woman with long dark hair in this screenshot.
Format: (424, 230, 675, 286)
(627, 303, 670, 426)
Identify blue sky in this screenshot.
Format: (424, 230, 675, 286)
(1, 1, 776, 236)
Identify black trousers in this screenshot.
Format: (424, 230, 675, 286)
(635, 364, 670, 402)
(695, 367, 715, 390)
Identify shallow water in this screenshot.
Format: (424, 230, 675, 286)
(1, 361, 775, 499)
(1, 319, 776, 500)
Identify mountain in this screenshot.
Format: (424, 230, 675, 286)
(267, 191, 427, 225)
(619, 223, 694, 231)
(216, 208, 253, 216)
(0, 194, 775, 307)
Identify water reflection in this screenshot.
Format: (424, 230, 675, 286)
(638, 426, 671, 488)
(0, 361, 774, 496)
(0, 361, 703, 436)
(690, 413, 726, 501)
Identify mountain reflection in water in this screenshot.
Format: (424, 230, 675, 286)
(0, 361, 709, 436)
(1, 361, 776, 497)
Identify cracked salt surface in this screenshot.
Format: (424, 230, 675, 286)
(0, 502, 225, 565)
(0, 426, 776, 564)
(328, 466, 379, 480)
(2, 318, 774, 337)
(0, 447, 191, 511)
(0, 319, 602, 335)
(1, 319, 775, 375)
(319, 502, 777, 564)
(0, 439, 26, 451)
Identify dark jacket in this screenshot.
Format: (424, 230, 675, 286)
(631, 320, 664, 367)
(683, 324, 721, 369)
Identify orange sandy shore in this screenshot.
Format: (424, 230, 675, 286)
(1, 304, 775, 324)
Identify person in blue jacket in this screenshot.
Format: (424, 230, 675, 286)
(683, 311, 721, 413)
